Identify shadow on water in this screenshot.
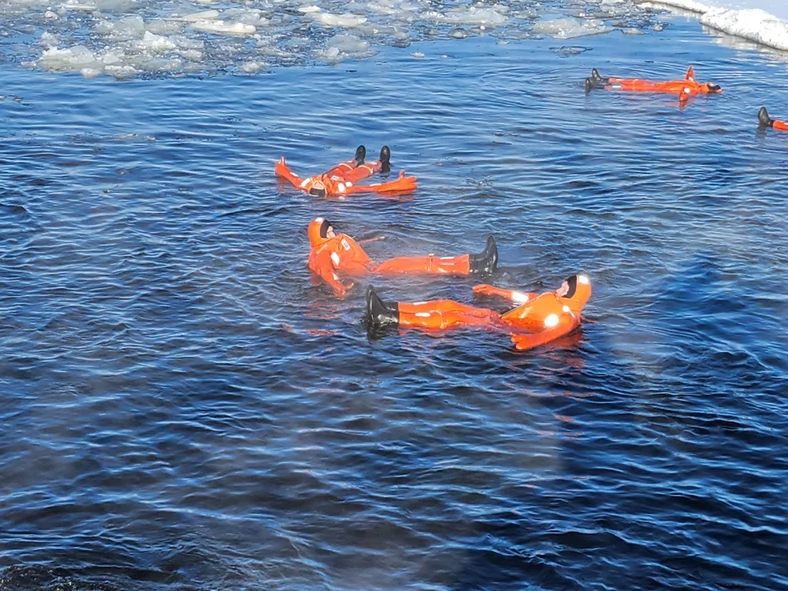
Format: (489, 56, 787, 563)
(441, 252, 788, 591)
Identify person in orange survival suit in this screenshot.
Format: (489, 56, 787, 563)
(308, 218, 498, 297)
(585, 66, 721, 103)
(276, 145, 417, 198)
(364, 274, 591, 351)
(758, 107, 788, 131)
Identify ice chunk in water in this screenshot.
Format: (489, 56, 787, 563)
(532, 17, 612, 39)
(39, 32, 58, 49)
(239, 61, 264, 73)
(182, 10, 220, 23)
(313, 13, 368, 27)
(39, 45, 98, 71)
(138, 31, 177, 52)
(326, 34, 370, 52)
(443, 6, 508, 26)
(190, 20, 256, 35)
(95, 15, 146, 39)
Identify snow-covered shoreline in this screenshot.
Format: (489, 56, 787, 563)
(642, 0, 788, 51)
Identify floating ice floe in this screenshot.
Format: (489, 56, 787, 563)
(104, 64, 139, 78)
(135, 31, 177, 52)
(190, 20, 256, 35)
(94, 15, 147, 39)
(181, 10, 220, 22)
(313, 32, 375, 63)
(312, 12, 368, 27)
(442, 6, 509, 27)
(326, 34, 370, 52)
(238, 61, 265, 73)
(532, 18, 614, 39)
(39, 45, 99, 71)
(61, 0, 100, 12)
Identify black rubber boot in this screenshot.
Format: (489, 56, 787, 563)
(585, 69, 607, 92)
(758, 107, 774, 128)
(379, 145, 391, 174)
(469, 235, 498, 275)
(365, 285, 399, 328)
(590, 68, 605, 83)
(353, 145, 366, 166)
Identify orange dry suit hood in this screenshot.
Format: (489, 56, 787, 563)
(560, 274, 592, 313)
(308, 217, 332, 247)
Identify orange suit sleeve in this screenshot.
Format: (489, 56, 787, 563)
(275, 157, 304, 189)
(473, 284, 536, 304)
(310, 249, 354, 297)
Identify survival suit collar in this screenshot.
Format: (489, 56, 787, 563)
(308, 217, 333, 247)
(560, 274, 590, 304)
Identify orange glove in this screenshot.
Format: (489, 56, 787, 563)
(473, 284, 508, 297)
(334, 280, 355, 298)
(474, 284, 536, 304)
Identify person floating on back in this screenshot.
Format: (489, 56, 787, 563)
(585, 66, 721, 103)
(758, 107, 788, 131)
(308, 218, 498, 297)
(276, 145, 417, 199)
(364, 274, 591, 351)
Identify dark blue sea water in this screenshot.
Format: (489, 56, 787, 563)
(2, 11, 788, 591)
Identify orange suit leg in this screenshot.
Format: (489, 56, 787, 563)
(653, 81, 691, 94)
(398, 300, 496, 330)
(373, 255, 470, 275)
(773, 120, 788, 131)
(322, 160, 358, 178)
(609, 80, 660, 92)
(340, 162, 381, 183)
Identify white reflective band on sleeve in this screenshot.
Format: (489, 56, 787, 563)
(415, 312, 431, 318)
(563, 305, 571, 313)
(337, 183, 346, 193)
(300, 179, 309, 188)
(578, 274, 589, 284)
(331, 252, 340, 266)
(544, 313, 559, 328)
(512, 291, 529, 304)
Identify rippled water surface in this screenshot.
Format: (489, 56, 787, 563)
(2, 12, 788, 591)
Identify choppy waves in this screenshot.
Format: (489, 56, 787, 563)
(2, 14, 788, 591)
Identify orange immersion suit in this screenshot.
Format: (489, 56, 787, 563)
(275, 145, 417, 198)
(366, 275, 592, 351)
(308, 218, 497, 297)
(758, 107, 788, 131)
(586, 66, 721, 103)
